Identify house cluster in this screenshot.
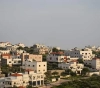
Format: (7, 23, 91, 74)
(46, 52, 84, 74)
(33, 44, 53, 54)
(85, 45, 100, 51)
(47, 46, 100, 74)
(0, 69, 44, 88)
(0, 42, 100, 87)
(0, 51, 47, 87)
(0, 42, 48, 87)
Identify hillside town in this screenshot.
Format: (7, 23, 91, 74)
(0, 42, 100, 88)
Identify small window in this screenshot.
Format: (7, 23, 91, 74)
(50, 57, 52, 60)
(44, 65, 45, 66)
(39, 65, 41, 67)
(33, 65, 34, 67)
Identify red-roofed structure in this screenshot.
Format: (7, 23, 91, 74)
(25, 69, 34, 72)
(11, 73, 23, 77)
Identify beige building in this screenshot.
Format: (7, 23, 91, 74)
(21, 53, 42, 62)
(22, 60, 47, 74)
(0, 42, 11, 48)
(0, 69, 44, 87)
(0, 50, 10, 54)
(33, 44, 52, 54)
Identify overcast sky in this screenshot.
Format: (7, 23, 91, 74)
(0, 0, 100, 49)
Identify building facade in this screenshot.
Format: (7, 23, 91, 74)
(0, 70, 44, 87)
(22, 60, 47, 74)
(64, 49, 94, 60)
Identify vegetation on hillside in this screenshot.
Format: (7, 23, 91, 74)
(52, 75, 100, 88)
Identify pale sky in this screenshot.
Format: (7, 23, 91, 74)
(0, 0, 100, 49)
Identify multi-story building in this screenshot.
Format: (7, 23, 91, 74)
(0, 69, 44, 87)
(22, 60, 47, 74)
(58, 61, 84, 74)
(47, 52, 78, 63)
(46, 52, 66, 63)
(0, 42, 11, 48)
(21, 53, 42, 62)
(33, 44, 52, 54)
(1, 58, 21, 67)
(1, 54, 22, 66)
(64, 48, 95, 60)
(0, 50, 10, 54)
(84, 58, 100, 71)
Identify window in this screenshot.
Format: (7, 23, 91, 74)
(44, 65, 45, 66)
(18, 61, 21, 63)
(56, 58, 58, 60)
(28, 65, 30, 67)
(50, 57, 52, 60)
(9, 61, 11, 63)
(33, 65, 34, 67)
(41, 75, 43, 78)
(33, 76, 35, 79)
(39, 65, 41, 67)
(38, 70, 40, 72)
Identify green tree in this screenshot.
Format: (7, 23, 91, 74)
(42, 54, 47, 61)
(26, 85, 33, 88)
(45, 71, 51, 78)
(17, 46, 24, 50)
(61, 72, 67, 77)
(52, 48, 59, 52)
(81, 68, 90, 76)
(52, 71, 59, 76)
(70, 72, 76, 76)
(77, 59, 83, 63)
(65, 69, 72, 75)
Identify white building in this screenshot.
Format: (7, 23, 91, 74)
(21, 53, 42, 62)
(33, 44, 52, 54)
(84, 58, 100, 71)
(1, 57, 21, 67)
(64, 49, 94, 60)
(58, 61, 84, 74)
(16, 43, 25, 48)
(0, 42, 11, 48)
(22, 60, 47, 74)
(0, 69, 44, 87)
(47, 52, 78, 63)
(46, 52, 66, 63)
